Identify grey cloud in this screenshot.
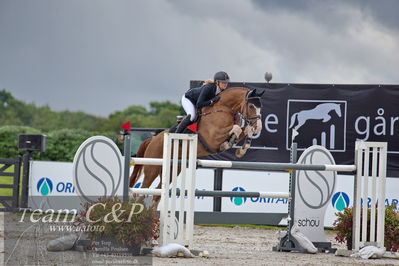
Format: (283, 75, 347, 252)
(0, 0, 398, 117)
(345, 0, 399, 31)
(252, 0, 399, 32)
(169, 0, 399, 84)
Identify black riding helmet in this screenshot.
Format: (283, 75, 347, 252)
(214, 71, 230, 82)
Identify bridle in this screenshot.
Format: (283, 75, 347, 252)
(241, 91, 262, 129)
(199, 89, 262, 130)
(197, 88, 262, 154)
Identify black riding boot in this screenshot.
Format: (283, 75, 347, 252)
(175, 115, 192, 133)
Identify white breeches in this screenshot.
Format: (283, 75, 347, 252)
(181, 95, 197, 121)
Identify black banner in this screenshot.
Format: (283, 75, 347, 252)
(191, 81, 399, 177)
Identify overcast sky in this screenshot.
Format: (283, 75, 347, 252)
(1, 0, 398, 117)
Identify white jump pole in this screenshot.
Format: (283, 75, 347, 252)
(130, 157, 356, 172)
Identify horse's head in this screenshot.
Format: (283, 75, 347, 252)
(218, 87, 264, 135)
(242, 89, 264, 135)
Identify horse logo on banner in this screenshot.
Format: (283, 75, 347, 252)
(286, 100, 347, 151)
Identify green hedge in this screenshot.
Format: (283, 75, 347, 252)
(0, 125, 42, 158)
(0, 126, 116, 162)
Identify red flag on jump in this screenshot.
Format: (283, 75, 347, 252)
(120, 121, 131, 131)
(187, 123, 197, 133)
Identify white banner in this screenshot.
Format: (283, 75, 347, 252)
(221, 170, 289, 213)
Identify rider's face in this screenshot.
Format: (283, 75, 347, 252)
(217, 81, 228, 90)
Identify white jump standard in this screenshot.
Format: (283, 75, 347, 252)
(128, 133, 387, 252)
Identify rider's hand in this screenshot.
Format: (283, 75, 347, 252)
(210, 96, 220, 106)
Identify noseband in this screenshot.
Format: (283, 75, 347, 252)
(239, 93, 262, 129)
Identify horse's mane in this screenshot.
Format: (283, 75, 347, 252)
(219, 86, 249, 97)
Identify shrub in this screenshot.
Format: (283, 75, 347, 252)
(76, 197, 159, 246)
(333, 204, 399, 251)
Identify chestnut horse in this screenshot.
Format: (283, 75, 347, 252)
(130, 87, 264, 207)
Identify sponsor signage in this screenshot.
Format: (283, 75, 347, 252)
(293, 145, 336, 242)
(29, 161, 75, 197)
(28, 161, 80, 210)
(222, 171, 399, 227)
(192, 82, 399, 176)
(222, 170, 289, 213)
(72, 136, 124, 203)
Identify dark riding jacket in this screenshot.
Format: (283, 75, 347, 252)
(184, 83, 218, 109)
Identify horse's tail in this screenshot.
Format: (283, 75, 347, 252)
(129, 138, 152, 187)
(289, 112, 298, 128)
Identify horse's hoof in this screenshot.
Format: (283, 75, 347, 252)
(235, 149, 246, 158)
(220, 142, 230, 152)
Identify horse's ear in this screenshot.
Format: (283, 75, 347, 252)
(257, 90, 265, 97)
(248, 89, 256, 98)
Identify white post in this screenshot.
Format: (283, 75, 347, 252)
(158, 133, 198, 248)
(353, 142, 387, 251)
(168, 136, 179, 243)
(159, 133, 172, 246)
(361, 146, 369, 244)
(177, 139, 188, 244)
(377, 143, 387, 248)
(353, 142, 362, 251)
(370, 148, 377, 243)
(186, 134, 198, 247)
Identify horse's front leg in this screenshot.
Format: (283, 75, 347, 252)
(235, 126, 254, 158)
(220, 124, 242, 152)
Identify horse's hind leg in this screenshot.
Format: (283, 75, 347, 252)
(139, 165, 162, 209)
(141, 166, 161, 188)
(152, 181, 162, 209)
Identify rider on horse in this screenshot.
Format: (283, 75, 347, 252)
(176, 71, 230, 133)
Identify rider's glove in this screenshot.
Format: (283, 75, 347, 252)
(210, 96, 220, 106)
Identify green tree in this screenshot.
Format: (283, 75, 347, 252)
(149, 101, 182, 115)
(0, 89, 184, 137)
